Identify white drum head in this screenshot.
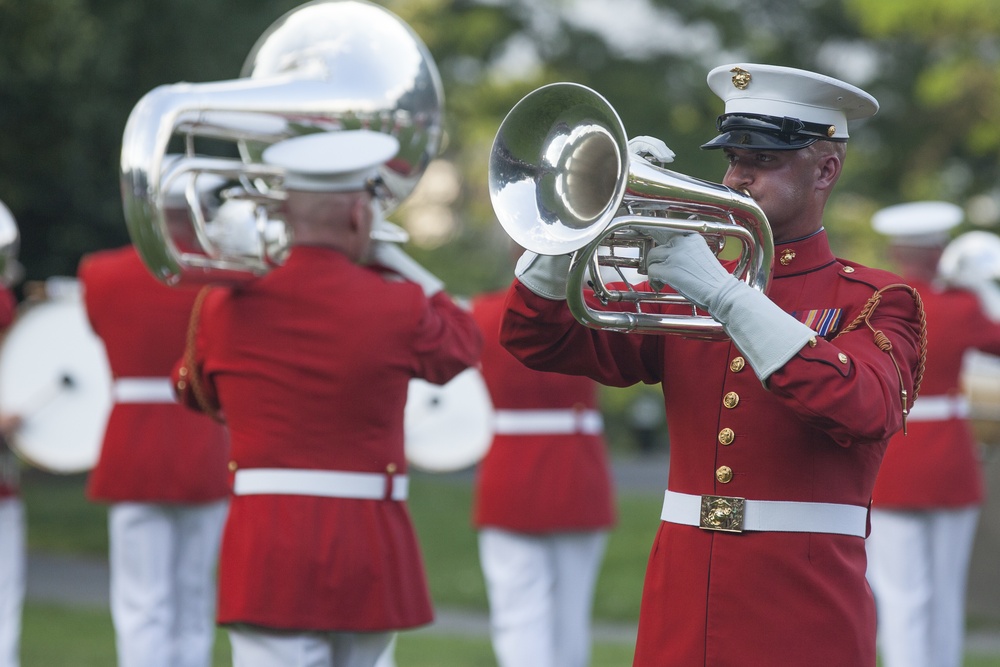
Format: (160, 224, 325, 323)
(404, 367, 493, 473)
(0, 293, 112, 473)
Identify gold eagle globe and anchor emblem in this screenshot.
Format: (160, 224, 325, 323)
(700, 495, 746, 532)
(730, 67, 752, 90)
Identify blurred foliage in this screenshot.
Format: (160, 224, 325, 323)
(4, 0, 998, 450)
(2, 1, 1000, 443)
(3, 0, 999, 284)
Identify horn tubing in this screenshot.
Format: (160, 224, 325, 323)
(121, 78, 345, 285)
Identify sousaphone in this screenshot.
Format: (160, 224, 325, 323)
(119, 0, 490, 470)
(120, 0, 445, 286)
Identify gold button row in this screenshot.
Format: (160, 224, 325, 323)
(715, 358, 746, 482)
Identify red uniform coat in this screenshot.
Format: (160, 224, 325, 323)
(872, 279, 1000, 508)
(471, 290, 615, 532)
(500, 231, 923, 667)
(175, 246, 482, 632)
(79, 246, 229, 503)
(0, 286, 17, 499)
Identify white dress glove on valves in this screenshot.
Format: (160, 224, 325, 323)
(514, 251, 572, 301)
(646, 231, 815, 382)
(370, 242, 444, 297)
(628, 136, 676, 165)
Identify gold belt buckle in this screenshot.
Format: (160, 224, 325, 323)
(699, 495, 746, 533)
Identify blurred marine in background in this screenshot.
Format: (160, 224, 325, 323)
(79, 190, 231, 667)
(0, 201, 23, 667)
(867, 202, 1000, 667)
(172, 130, 482, 667)
(471, 251, 616, 667)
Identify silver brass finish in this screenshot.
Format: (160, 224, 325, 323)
(120, 0, 443, 286)
(488, 82, 773, 337)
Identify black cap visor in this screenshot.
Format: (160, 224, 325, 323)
(701, 113, 843, 151)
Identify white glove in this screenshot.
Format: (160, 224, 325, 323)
(647, 231, 814, 382)
(628, 136, 675, 165)
(514, 251, 572, 301)
(970, 281, 1000, 321)
(944, 268, 1000, 321)
(370, 242, 444, 297)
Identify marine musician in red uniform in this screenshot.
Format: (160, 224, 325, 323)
(471, 276, 616, 667)
(867, 202, 1000, 667)
(80, 231, 231, 667)
(0, 271, 21, 667)
(173, 129, 482, 667)
(499, 64, 926, 666)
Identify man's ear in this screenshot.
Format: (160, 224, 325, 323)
(816, 152, 842, 190)
(348, 194, 370, 233)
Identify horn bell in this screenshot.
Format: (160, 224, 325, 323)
(489, 82, 629, 257)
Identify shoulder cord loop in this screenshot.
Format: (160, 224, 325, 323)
(834, 284, 927, 435)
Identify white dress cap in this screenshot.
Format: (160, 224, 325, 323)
(262, 130, 401, 193)
(871, 201, 963, 246)
(706, 63, 879, 142)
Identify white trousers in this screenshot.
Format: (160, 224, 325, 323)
(478, 528, 608, 667)
(229, 626, 394, 667)
(109, 500, 228, 667)
(866, 506, 981, 667)
(0, 498, 24, 667)
(372, 634, 396, 667)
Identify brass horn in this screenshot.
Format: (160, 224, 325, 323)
(120, 0, 444, 286)
(488, 82, 773, 336)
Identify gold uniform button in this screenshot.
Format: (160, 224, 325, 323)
(730, 356, 746, 373)
(386, 462, 398, 474)
(718, 428, 735, 445)
(716, 466, 734, 484)
(838, 353, 849, 364)
(178, 366, 188, 377)
(843, 266, 855, 273)
(808, 336, 818, 348)
(723, 392, 740, 409)
(228, 461, 238, 473)
(176, 379, 187, 391)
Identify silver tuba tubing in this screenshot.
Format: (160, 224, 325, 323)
(488, 82, 773, 336)
(120, 0, 445, 287)
(121, 80, 301, 284)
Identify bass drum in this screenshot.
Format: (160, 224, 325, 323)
(404, 367, 493, 473)
(0, 282, 112, 473)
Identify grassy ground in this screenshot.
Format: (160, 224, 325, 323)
(17, 467, 1000, 666)
(18, 467, 648, 665)
(20, 467, 657, 622)
(20, 602, 639, 667)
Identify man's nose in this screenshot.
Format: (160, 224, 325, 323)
(723, 165, 751, 191)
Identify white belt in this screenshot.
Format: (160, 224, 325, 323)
(660, 490, 867, 537)
(113, 377, 177, 404)
(906, 394, 970, 422)
(493, 409, 604, 435)
(233, 468, 408, 501)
